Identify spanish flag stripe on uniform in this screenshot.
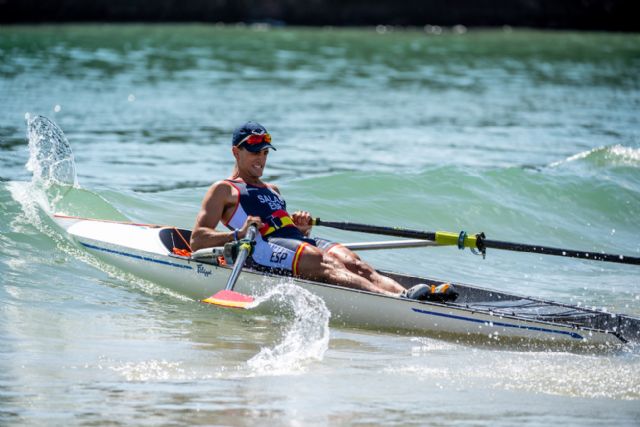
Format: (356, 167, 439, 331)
(292, 242, 310, 276)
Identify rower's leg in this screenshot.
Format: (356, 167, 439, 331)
(296, 246, 400, 297)
(324, 245, 406, 294)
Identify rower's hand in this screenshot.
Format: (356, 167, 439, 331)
(292, 210, 312, 236)
(239, 216, 263, 238)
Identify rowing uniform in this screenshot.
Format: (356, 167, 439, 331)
(223, 179, 336, 275)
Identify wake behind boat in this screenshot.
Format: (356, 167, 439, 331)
(52, 214, 640, 348)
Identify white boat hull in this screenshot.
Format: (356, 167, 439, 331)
(53, 215, 638, 348)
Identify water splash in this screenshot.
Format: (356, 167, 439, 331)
(246, 281, 331, 375)
(21, 114, 127, 219)
(23, 114, 79, 214)
(25, 114, 78, 188)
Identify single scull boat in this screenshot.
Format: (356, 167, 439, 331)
(52, 214, 640, 348)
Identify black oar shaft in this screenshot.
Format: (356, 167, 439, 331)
(484, 239, 640, 265)
(315, 220, 436, 241)
(315, 219, 640, 266)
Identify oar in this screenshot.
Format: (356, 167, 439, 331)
(202, 225, 258, 308)
(313, 219, 640, 266)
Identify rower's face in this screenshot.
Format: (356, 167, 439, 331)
(234, 147, 269, 177)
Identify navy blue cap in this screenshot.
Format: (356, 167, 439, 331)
(231, 121, 276, 153)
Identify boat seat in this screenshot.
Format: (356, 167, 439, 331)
(159, 227, 192, 253)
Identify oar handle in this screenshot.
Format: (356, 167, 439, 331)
(224, 225, 258, 291)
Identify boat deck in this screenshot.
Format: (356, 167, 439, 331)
(383, 271, 640, 343)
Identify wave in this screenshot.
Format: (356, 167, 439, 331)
(19, 114, 128, 220)
(549, 144, 640, 169)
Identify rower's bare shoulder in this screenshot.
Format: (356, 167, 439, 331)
(202, 181, 236, 207)
(195, 181, 237, 229)
(212, 180, 236, 196)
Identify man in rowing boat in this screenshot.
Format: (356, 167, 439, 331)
(191, 121, 456, 301)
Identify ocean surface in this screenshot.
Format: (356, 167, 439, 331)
(1, 25, 640, 426)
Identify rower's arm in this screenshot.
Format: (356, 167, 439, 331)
(190, 182, 237, 251)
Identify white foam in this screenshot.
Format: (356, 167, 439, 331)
(7, 180, 51, 232)
(609, 144, 640, 165)
(550, 144, 640, 168)
(246, 281, 331, 376)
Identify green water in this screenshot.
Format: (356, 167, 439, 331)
(1, 25, 640, 426)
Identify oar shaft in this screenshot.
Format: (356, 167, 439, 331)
(315, 219, 436, 240)
(484, 239, 640, 265)
(224, 225, 257, 291)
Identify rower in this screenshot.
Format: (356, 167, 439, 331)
(190, 121, 457, 302)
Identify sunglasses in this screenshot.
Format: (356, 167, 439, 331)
(241, 133, 272, 146)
